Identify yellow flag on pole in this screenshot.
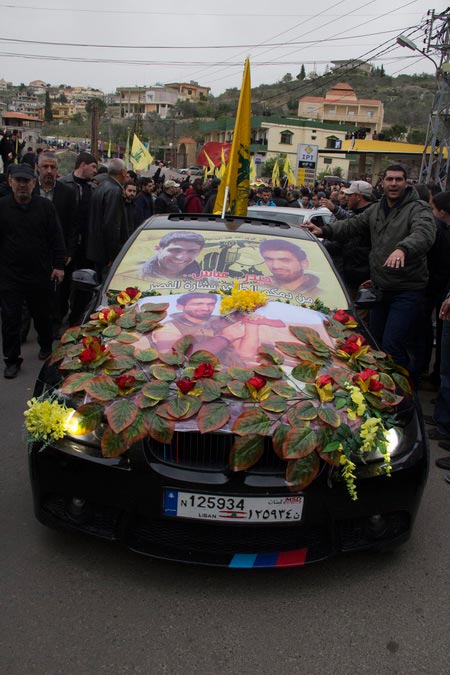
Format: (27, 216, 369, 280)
(203, 150, 216, 176)
(130, 133, 154, 171)
(107, 139, 112, 159)
(214, 58, 251, 216)
(250, 156, 256, 182)
(272, 159, 280, 187)
(217, 147, 227, 180)
(283, 155, 296, 185)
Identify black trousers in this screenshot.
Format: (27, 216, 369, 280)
(1, 284, 53, 364)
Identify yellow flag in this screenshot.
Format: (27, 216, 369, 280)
(217, 147, 227, 180)
(272, 159, 280, 187)
(107, 139, 111, 159)
(250, 156, 256, 182)
(130, 133, 154, 171)
(283, 155, 296, 186)
(203, 150, 216, 176)
(214, 58, 251, 216)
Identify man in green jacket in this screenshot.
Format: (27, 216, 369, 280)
(303, 165, 436, 378)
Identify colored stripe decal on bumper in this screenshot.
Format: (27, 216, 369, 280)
(229, 548, 308, 568)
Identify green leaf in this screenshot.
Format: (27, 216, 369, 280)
(136, 393, 159, 409)
(287, 400, 318, 424)
(272, 423, 290, 459)
(289, 325, 320, 345)
(61, 326, 81, 344)
(134, 348, 159, 363)
(139, 310, 167, 323)
(318, 406, 341, 428)
(391, 372, 412, 396)
(318, 448, 340, 466)
(121, 411, 147, 445)
(68, 402, 104, 434)
(158, 352, 184, 366)
(198, 379, 222, 402)
(157, 397, 192, 420)
(232, 408, 271, 437)
(101, 427, 129, 458)
(258, 344, 284, 364)
(65, 344, 83, 358)
(260, 395, 287, 413)
(61, 372, 94, 395)
(49, 343, 70, 365)
(253, 365, 282, 379)
(105, 399, 139, 433)
(108, 343, 135, 358)
(117, 332, 139, 344)
(136, 319, 159, 333)
(104, 355, 136, 372)
(118, 313, 137, 329)
(328, 366, 352, 388)
(286, 453, 320, 490)
(324, 318, 347, 339)
(150, 364, 176, 381)
(283, 427, 318, 459)
(178, 396, 202, 419)
(142, 380, 170, 400)
(140, 302, 170, 313)
(102, 324, 122, 338)
(60, 359, 83, 371)
(271, 381, 298, 398)
(294, 347, 321, 363)
(197, 402, 230, 433)
(335, 397, 347, 410)
(227, 380, 250, 398)
(291, 362, 321, 383)
(379, 372, 395, 390)
(229, 435, 264, 471)
(189, 350, 220, 366)
(227, 367, 255, 382)
(274, 341, 300, 358)
(172, 335, 193, 355)
(85, 375, 119, 401)
(321, 440, 342, 454)
(143, 409, 175, 443)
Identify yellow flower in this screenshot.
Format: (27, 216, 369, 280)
(339, 454, 358, 500)
(24, 398, 75, 443)
(219, 281, 267, 314)
(345, 384, 366, 417)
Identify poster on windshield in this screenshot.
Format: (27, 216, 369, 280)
(108, 229, 347, 310)
(296, 143, 318, 187)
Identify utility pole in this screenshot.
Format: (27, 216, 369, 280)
(418, 8, 450, 188)
(90, 99, 99, 160)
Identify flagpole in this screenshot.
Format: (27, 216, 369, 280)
(221, 186, 229, 218)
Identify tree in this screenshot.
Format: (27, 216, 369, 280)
(297, 65, 306, 80)
(86, 97, 107, 118)
(58, 92, 67, 103)
(44, 90, 53, 122)
(407, 129, 426, 144)
(383, 124, 408, 142)
(281, 73, 293, 83)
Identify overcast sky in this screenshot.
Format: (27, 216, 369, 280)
(0, 1, 446, 95)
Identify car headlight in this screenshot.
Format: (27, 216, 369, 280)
(352, 414, 418, 465)
(65, 410, 104, 448)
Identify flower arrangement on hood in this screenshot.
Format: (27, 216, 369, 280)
(24, 290, 412, 500)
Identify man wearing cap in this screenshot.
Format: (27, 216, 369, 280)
(303, 165, 436, 378)
(0, 164, 66, 378)
(154, 179, 181, 214)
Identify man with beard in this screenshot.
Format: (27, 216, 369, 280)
(0, 164, 66, 378)
(123, 180, 138, 237)
(142, 231, 205, 279)
(259, 239, 320, 297)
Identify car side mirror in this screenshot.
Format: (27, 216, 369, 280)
(354, 286, 382, 308)
(71, 268, 99, 291)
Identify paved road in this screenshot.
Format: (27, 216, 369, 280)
(1, 336, 449, 675)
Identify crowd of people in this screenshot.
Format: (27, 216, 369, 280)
(0, 147, 449, 477)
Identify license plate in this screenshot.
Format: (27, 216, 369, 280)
(163, 490, 304, 523)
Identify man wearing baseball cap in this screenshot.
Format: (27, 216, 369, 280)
(0, 163, 66, 378)
(154, 179, 181, 214)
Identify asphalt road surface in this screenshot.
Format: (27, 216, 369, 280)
(1, 336, 449, 675)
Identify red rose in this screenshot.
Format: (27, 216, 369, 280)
(316, 374, 335, 387)
(82, 335, 102, 348)
(340, 334, 367, 355)
(246, 376, 266, 391)
(125, 287, 140, 298)
(355, 368, 378, 382)
(115, 374, 136, 390)
(353, 368, 384, 392)
(79, 347, 96, 363)
(176, 378, 196, 394)
(369, 379, 383, 392)
(333, 310, 352, 324)
(194, 363, 215, 379)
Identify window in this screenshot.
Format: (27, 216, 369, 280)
(367, 111, 374, 118)
(280, 130, 293, 145)
(323, 158, 333, 165)
(327, 108, 336, 115)
(307, 106, 316, 114)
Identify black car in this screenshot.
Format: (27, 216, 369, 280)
(27, 214, 428, 568)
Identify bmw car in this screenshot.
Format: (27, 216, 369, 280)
(28, 214, 428, 568)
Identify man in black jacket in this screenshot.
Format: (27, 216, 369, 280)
(0, 164, 66, 378)
(87, 158, 128, 281)
(134, 176, 154, 225)
(154, 179, 181, 214)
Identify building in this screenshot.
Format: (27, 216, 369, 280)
(1, 111, 43, 147)
(28, 80, 47, 95)
(200, 115, 353, 178)
(165, 82, 210, 102)
(297, 82, 384, 135)
(117, 86, 180, 119)
(331, 60, 372, 75)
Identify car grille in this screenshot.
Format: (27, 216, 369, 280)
(42, 493, 120, 540)
(145, 432, 285, 474)
(128, 516, 331, 560)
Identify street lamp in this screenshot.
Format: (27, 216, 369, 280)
(396, 34, 439, 69)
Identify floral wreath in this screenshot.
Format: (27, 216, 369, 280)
(25, 285, 412, 501)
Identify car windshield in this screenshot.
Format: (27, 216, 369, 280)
(248, 208, 307, 226)
(107, 225, 348, 310)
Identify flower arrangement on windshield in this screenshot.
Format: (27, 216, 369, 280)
(24, 288, 412, 500)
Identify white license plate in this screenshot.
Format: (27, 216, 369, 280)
(163, 490, 304, 523)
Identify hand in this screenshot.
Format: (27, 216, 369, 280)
(439, 297, 450, 321)
(51, 268, 65, 284)
(384, 249, 405, 268)
(65, 256, 72, 266)
(302, 220, 322, 236)
(319, 198, 335, 212)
